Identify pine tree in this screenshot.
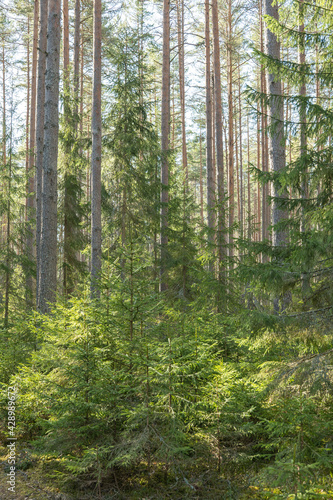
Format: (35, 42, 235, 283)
(38, 0, 61, 313)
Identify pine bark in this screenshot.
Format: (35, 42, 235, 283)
(36, 0, 48, 303)
(2, 43, 8, 327)
(260, 0, 269, 244)
(238, 63, 243, 238)
(63, 0, 74, 296)
(299, 0, 309, 297)
(247, 115, 251, 240)
(91, 0, 102, 298)
(264, 0, 288, 311)
(205, 0, 215, 263)
(176, 0, 188, 184)
(74, 0, 80, 125)
(160, 0, 170, 292)
(199, 127, 204, 224)
(38, 0, 61, 313)
(26, 0, 39, 306)
(212, 0, 226, 279)
(227, 0, 234, 261)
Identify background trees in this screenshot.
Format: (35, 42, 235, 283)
(0, 0, 333, 498)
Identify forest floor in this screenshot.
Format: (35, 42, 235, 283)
(0, 442, 267, 499)
(1, 443, 332, 499)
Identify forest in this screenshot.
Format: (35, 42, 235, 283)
(0, 0, 333, 498)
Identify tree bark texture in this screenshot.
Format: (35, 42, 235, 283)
(264, 0, 287, 249)
(212, 0, 226, 275)
(36, 0, 48, 303)
(205, 0, 215, 258)
(91, 0, 102, 298)
(38, 0, 61, 313)
(26, 0, 39, 306)
(227, 0, 234, 261)
(160, 0, 170, 292)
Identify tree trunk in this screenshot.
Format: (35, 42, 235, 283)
(63, 0, 74, 296)
(26, 0, 39, 307)
(212, 0, 226, 284)
(176, 0, 188, 184)
(205, 0, 215, 268)
(160, 0, 170, 292)
(91, 0, 102, 298)
(247, 114, 251, 240)
(227, 0, 234, 262)
(238, 62, 243, 239)
(199, 126, 204, 224)
(38, 0, 61, 313)
(260, 0, 269, 244)
(36, 0, 48, 304)
(26, 17, 30, 227)
(2, 42, 8, 326)
(74, 0, 80, 128)
(299, 0, 309, 298)
(264, 0, 288, 312)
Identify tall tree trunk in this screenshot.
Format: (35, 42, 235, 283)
(176, 0, 188, 296)
(26, 17, 30, 225)
(238, 62, 243, 239)
(199, 126, 204, 224)
(160, 0, 170, 292)
(264, 0, 288, 312)
(212, 0, 226, 285)
(227, 0, 234, 262)
(91, 0, 102, 298)
(38, 0, 61, 313)
(63, 0, 74, 296)
(299, 0, 309, 298)
(4, 96, 13, 329)
(205, 0, 215, 269)
(176, 0, 188, 184)
(256, 107, 261, 243)
(36, 0, 48, 304)
(260, 0, 269, 244)
(235, 109, 240, 228)
(74, 0, 80, 129)
(26, 0, 39, 307)
(247, 114, 251, 240)
(2, 42, 8, 326)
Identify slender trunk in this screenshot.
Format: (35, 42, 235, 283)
(238, 62, 243, 239)
(26, 17, 30, 221)
(247, 114, 251, 239)
(212, 0, 226, 284)
(256, 109, 261, 244)
(205, 0, 215, 267)
(2, 44, 8, 327)
(199, 126, 204, 224)
(227, 0, 234, 262)
(176, 0, 188, 184)
(38, 0, 61, 313)
(74, 0, 80, 129)
(235, 109, 240, 228)
(63, 0, 74, 296)
(260, 0, 269, 244)
(25, 18, 31, 302)
(1, 43, 5, 249)
(160, 0, 170, 292)
(36, 0, 48, 304)
(4, 98, 13, 329)
(26, 0, 39, 306)
(176, 0, 188, 296)
(299, 0, 309, 298)
(91, 0, 102, 298)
